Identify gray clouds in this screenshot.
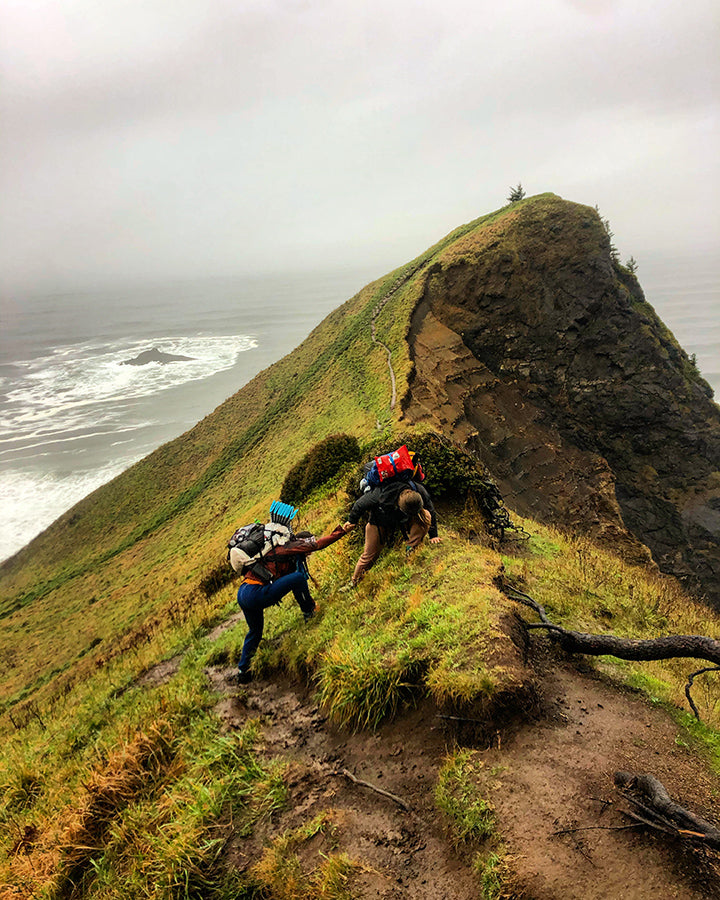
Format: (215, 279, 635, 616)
(1, 0, 718, 292)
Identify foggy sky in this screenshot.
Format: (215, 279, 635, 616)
(1, 0, 718, 294)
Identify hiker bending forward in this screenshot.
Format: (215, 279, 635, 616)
(234, 525, 347, 682)
(344, 482, 439, 585)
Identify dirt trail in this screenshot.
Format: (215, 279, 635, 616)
(477, 655, 720, 898)
(203, 651, 720, 899)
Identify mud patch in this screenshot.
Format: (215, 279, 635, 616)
(208, 672, 484, 898)
(135, 652, 184, 687)
(472, 655, 720, 899)
(206, 654, 720, 899)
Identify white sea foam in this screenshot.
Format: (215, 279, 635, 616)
(0, 333, 258, 559)
(0, 335, 256, 442)
(0, 462, 138, 562)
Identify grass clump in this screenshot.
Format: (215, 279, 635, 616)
(0, 765, 43, 814)
(249, 813, 358, 900)
(49, 719, 179, 897)
(473, 850, 516, 900)
(435, 748, 496, 845)
(315, 643, 417, 731)
(52, 717, 288, 899)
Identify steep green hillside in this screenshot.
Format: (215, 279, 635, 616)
(0, 198, 518, 710)
(1, 195, 718, 898)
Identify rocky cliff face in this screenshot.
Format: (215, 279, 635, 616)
(402, 195, 720, 608)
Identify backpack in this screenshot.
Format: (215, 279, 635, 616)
(227, 521, 293, 582)
(360, 445, 425, 493)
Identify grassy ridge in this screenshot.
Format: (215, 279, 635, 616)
(2, 485, 718, 896)
(0, 197, 535, 709)
(1, 194, 719, 896)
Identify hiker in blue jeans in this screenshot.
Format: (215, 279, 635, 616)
(236, 525, 347, 683)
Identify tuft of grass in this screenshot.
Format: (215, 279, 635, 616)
(0, 765, 43, 814)
(50, 719, 179, 897)
(473, 850, 515, 899)
(435, 749, 496, 846)
(315, 643, 416, 732)
(250, 813, 358, 900)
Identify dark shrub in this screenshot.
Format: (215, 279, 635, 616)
(280, 433, 362, 505)
(199, 562, 236, 598)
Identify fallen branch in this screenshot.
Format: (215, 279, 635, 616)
(436, 714, 488, 725)
(502, 579, 720, 719)
(685, 666, 720, 719)
(503, 582, 720, 666)
(615, 772, 720, 850)
(552, 823, 642, 836)
(335, 767, 410, 811)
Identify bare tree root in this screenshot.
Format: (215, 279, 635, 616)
(501, 579, 720, 719)
(614, 772, 720, 850)
(685, 666, 720, 718)
(334, 767, 410, 811)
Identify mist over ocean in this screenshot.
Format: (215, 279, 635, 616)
(1, 254, 718, 563)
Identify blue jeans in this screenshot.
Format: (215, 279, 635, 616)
(236, 571, 313, 672)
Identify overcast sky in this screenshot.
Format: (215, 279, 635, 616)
(1, 0, 718, 294)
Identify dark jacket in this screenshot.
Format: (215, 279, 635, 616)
(246, 525, 346, 583)
(347, 481, 438, 539)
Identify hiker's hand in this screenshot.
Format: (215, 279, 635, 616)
(430, 536, 441, 544)
(343, 521, 356, 532)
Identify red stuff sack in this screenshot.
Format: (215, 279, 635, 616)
(374, 445, 415, 482)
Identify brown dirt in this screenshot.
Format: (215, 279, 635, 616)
(203, 647, 720, 900)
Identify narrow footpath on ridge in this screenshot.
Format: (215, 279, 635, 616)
(369, 260, 429, 412)
(136, 614, 720, 899)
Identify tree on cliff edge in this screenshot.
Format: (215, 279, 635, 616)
(507, 183, 526, 202)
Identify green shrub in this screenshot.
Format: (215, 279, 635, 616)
(198, 562, 236, 598)
(280, 433, 361, 505)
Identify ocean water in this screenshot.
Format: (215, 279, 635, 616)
(637, 253, 720, 396)
(0, 269, 376, 562)
(0, 255, 718, 563)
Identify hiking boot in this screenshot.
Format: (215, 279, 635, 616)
(237, 669, 253, 684)
(339, 579, 357, 593)
(303, 603, 317, 622)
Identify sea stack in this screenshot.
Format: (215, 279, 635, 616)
(121, 347, 195, 366)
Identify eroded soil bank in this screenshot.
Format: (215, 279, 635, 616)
(202, 646, 720, 899)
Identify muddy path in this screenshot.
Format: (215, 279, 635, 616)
(202, 647, 720, 899)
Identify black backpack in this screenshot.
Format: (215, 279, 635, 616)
(227, 521, 292, 582)
(375, 478, 422, 529)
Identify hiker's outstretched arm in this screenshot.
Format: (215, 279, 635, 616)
(271, 526, 346, 558)
(311, 525, 348, 551)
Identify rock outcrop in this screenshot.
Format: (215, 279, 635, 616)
(402, 195, 720, 608)
(121, 347, 194, 365)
